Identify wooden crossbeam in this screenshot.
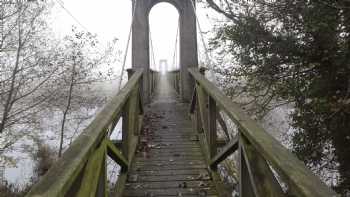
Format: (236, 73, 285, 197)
(106, 139, 128, 171)
(188, 68, 337, 197)
(216, 110, 230, 140)
(26, 70, 144, 197)
(210, 134, 238, 168)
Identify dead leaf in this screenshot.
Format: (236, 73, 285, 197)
(128, 174, 138, 182)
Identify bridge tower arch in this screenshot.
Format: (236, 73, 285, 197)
(132, 0, 198, 102)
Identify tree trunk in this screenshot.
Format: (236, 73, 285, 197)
(0, 7, 22, 133)
(58, 63, 76, 157)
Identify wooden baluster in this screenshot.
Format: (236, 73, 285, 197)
(177, 73, 180, 93)
(152, 71, 154, 94)
(173, 73, 175, 90)
(130, 86, 139, 136)
(241, 133, 284, 196)
(122, 97, 130, 161)
(190, 88, 202, 135)
(96, 141, 107, 197)
(239, 131, 256, 197)
(152, 71, 155, 94)
(197, 68, 210, 150)
(122, 69, 134, 161)
(208, 95, 217, 162)
(196, 84, 208, 134)
(149, 71, 152, 94)
(195, 96, 202, 134)
(138, 89, 144, 133)
(76, 141, 106, 197)
(176, 73, 179, 92)
(175, 73, 177, 92)
(134, 85, 141, 136)
(124, 69, 141, 161)
(155, 71, 157, 92)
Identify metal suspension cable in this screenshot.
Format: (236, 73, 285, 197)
(171, 22, 179, 71)
(54, 0, 90, 32)
(189, 0, 213, 70)
(117, 0, 138, 91)
(149, 29, 157, 70)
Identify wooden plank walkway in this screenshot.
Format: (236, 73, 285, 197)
(123, 75, 218, 197)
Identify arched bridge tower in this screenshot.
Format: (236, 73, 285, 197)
(132, 0, 198, 102)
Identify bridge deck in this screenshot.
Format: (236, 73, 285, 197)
(123, 75, 218, 196)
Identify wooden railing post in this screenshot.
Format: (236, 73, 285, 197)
(26, 70, 144, 197)
(173, 73, 176, 91)
(175, 72, 178, 93)
(177, 72, 180, 93)
(238, 132, 256, 197)
(199, 67, 206, 75)
(208, 96, 217, 163)
(154, 71, 157, 93)
(197, 86, 208, 132)
(191, 90, 202, 135)
(96, 139, 107, 197)
(127, 68, 135, 79)
(122, 98, 130, 162)
(122, 69, 134, 162)
(188, 68, 337, 197)
(198, 67, 219, 167)
(150, 70, 153, 94)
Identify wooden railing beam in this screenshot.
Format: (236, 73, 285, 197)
(26, 70, 144, 197)
(188, 68, 337, 197)
(210, 134, 239, 168)
(106, 139, 128, 171)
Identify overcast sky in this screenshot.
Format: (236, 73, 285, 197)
(51, 0, 221, 72)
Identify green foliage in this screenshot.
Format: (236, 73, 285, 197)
(206, 0, 350, 194)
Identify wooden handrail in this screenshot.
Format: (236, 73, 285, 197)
(26, 69, 144, 197)
(188, 67, 337, 197)
(149, 69, 159, 96)
(166, 69, 180, 94)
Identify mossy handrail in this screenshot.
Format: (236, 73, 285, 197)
(188, 67, 338, 197)
(26, 69, 144, 197)
(149, 69, 159, 95)
(166, 69, 180, 94)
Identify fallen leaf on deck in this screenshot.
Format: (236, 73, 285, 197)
(128, 174, 138, 182)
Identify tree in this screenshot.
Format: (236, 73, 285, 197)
(205, 0, 350, 194)
(0, 1, 118, 191)
(0, 0, 60, 152)
(56, 28, 116, 157)
(0, 0, 117, 163)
